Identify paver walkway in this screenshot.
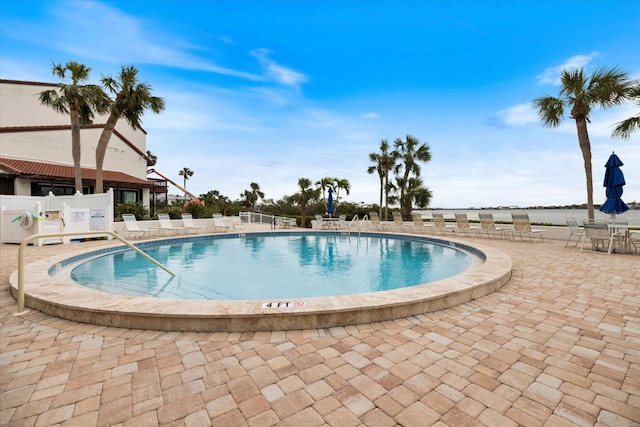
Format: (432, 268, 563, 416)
(1, 237, 639, 426)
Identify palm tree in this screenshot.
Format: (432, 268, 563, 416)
(315, 177, 335, 208)
(241, 182, 265, 211)
(533, 67, 632, 220)
(612, 82, 640, 140)
(95, 66, 165, 193)
(290, 178, 320, 227)
(146, 150, 157, 166)
(367, 140, 396, 220)
(405, 177, 432, 210)
(333, 178, 351, 211)
(39, 61, 109, 193)
(392, 135, 432, 219)
(178, 167, 194, 200)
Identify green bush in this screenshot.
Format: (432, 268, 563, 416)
(115, 202, 149, 220)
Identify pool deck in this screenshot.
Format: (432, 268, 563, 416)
(1, 228, 639, 426)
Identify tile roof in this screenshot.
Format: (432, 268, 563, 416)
(0, 157, 151, 187)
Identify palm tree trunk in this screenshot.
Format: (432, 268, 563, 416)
(69, 105, 83, 193)
(383, 174, 389, 221)
(378, 175, 383, 218)
(95, 113, 119, 193)
(575, 118, 595, 220)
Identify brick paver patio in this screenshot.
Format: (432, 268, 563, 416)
(1, 236, 638, 426)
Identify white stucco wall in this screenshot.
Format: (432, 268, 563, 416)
(0, 80, 148, 181)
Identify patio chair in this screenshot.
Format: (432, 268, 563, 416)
(432, 212, 455, 234)
(368, 211, 386, 231)
(580, 220, 616, 253)
(391, 211, 412, 232)
(213, 216, 234, 232)
(337, 214, 347, 230)
(411, 212, 431, 233)
(454, 213, 481, 237)
(121, 214, 153, 240)
(478, 212, 511, 239)
(511, 212, 544, 242)
(629, 232, 639, 253)
(564, 217, 584, 247)
(158, 213, 188, 236)
(181, 213, 206, 234)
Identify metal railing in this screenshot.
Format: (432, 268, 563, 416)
(15, 230, 176, 315)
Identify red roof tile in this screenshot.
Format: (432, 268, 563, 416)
(0, 157, 151, 187)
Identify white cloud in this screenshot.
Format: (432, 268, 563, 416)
(536, 52, 600, 85)
(496, 103, 538, 126)
(362, 112, 380, 119)
(250, 49, 308, 88)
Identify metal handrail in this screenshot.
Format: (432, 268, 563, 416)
(15, 230, 176, 314)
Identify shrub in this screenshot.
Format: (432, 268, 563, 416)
(115, 202, 149, 220)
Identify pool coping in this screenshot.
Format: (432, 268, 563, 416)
(10, 231, 512, 332)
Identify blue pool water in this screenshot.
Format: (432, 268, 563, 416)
(68, 232, 475, 300)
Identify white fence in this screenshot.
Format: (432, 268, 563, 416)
(0, 189, 114, 245)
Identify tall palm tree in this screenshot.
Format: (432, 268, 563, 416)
(290, 178, 320, 227)
(333, 178, 351, 211)
(39, 61, 109, 193)
(315, 177, 335, 208)
(392, 135, 432, 219)
(95, 66, 165, 193)
(178, 167, 193, 200)
(241, 182, 265, 210)
(533, 67, 632, 220)
(612, 82, 640, 140)
(367, 140, 396, 220)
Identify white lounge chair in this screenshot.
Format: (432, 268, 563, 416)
(454, 213, 481, 237)
(181, 213, 206, 234)
(580, 220, 615, 253)
(391, 211, 412, 232)
(565, 217, 584, 247)
(369, 211, 386, 231)
(511, 212, 544, 242)
(121, 214, 153, 239)
(158, 213, 188, 236)
(478, 212, 511, 239)
(213, 216, 234, 232)
(410, 212, 431, 234)
(432, 213, 455, 234)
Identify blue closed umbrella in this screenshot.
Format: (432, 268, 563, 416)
(599, 152, 629, 217)
(326, 186, 334, 216)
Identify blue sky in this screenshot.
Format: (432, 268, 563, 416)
(1, 0, 639, 208)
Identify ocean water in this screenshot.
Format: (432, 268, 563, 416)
(415, 209, 640, 227)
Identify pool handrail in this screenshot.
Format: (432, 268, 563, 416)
(15, 230, 176, 315)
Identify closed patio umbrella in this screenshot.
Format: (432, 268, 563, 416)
(326, 186, 334, 217)
(599, 152, 628, 219)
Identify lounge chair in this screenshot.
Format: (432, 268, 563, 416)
(478, 212, 511, 239)
(391, 211, 412, 232)
(181, 213, 206, 234)
(158, 213, 188, 236)
(213, 216, 234, 232)
(369, 211, 386, 231)
(454, 213, 481, 237)
(121, 214, 153, 239)
(564, 217, 584, 247)
(410, 212, 431, 233)
(580, 220, 615, 253)
(432, 213, 455, 234)
(511, 212, 544, 242)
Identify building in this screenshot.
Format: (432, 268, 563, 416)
(0, 79, 166, 208)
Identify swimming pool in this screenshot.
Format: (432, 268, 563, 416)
(11, 229, 513, 332)
(67, 232, 474, 300)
